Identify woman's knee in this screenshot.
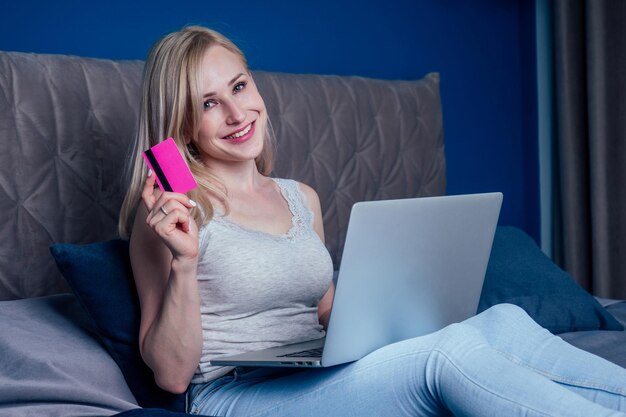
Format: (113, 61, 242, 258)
(474, 303, 541, 329)
(485, 303, 530, 320)
(468, 302, 547, 337)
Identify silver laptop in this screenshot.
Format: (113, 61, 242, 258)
(209, 192, 503, 368)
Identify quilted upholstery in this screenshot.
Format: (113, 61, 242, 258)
(0, 51, 445, 300)
(260, 72, 446, 268)
(0, 53, 144, 299)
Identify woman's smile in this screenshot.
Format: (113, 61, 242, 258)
(222, 121, 256, 144)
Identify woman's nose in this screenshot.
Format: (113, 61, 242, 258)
(225, 99, 246, 124)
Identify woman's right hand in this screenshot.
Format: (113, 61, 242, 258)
(141, 169, 199, 261)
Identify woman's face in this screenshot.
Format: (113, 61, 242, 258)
(192, 45, 267, 167)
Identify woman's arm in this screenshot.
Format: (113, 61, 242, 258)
(318, 281, 335, 329)
(297, 182, 335, 329)
(129, 171, 203, 394)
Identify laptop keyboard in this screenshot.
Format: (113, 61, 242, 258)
(278, 348, 324, 358)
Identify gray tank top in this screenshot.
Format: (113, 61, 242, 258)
(191, 178, 334, 384)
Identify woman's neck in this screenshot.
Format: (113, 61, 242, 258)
(205, 159, 267, 196)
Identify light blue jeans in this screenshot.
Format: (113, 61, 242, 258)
(188, 304, 626, 416)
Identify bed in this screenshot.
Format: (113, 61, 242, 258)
(0, 50, 624, 416)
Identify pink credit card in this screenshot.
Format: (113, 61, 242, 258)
(142, 138, 198, 193)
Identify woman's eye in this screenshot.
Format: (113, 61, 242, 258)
(203, 100, 217, 110)
(233, 81, 246, 93)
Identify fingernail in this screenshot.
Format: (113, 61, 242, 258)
(147, 168, 153, 177)
(189, 199, 197, 207)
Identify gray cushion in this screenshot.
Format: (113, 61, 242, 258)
(0, 52, 144, 299)
(0, 294, 138, 416)
(0, 51, 444, 299)
(258, 71, 445, 267)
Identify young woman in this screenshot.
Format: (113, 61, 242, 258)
(119, 26, 626, 417)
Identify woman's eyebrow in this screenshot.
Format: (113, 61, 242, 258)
(203, 73, 245, 98)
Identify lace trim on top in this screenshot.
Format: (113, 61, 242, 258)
(211, 178, 313, 242)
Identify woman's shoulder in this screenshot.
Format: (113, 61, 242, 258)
(295, 181, 320, 206)
(273, 177, 320, 204)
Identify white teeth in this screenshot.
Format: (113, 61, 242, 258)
(225, 123, 252, 139)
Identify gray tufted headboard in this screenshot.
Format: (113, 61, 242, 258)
(0, 51, 445, 300)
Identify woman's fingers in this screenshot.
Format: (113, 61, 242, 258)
(147, 193, 197, 223)
(148, 199, 186, 226)
(152, 206, 193, 235)
(148, 201, 199, 260)
(141, 169, 158, 211)
(155, 192, 197, 212)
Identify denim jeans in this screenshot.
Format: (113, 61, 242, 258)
(188, 304, 626, 416)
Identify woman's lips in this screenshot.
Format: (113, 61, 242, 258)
(222, 121, 256, 144)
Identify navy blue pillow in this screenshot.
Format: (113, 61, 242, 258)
(479, 226, 623, 334)
(50, 240, 186, 412)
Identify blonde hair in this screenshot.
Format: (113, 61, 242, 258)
(118, 26, 275, 238)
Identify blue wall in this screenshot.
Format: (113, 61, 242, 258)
(0, 0, 539, 240)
